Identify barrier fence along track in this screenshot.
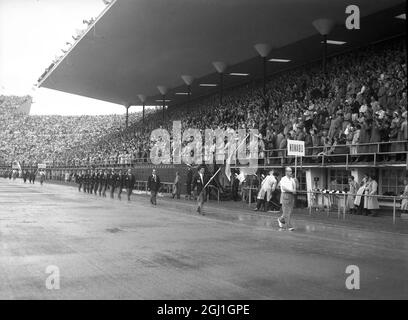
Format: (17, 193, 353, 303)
(240, 188, 406, 225)
(2, 140, 407, 168)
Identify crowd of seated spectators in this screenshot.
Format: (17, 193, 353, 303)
(73, 37, 406, 166)
(1, 37, 407, 168)
(0, 95, 142, 167)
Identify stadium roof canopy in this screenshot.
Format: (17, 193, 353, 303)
(38, 0, 406, 108)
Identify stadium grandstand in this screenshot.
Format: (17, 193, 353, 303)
(1, 0, 406, 202)
(1, 0, 408, 301)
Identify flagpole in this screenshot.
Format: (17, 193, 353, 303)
(200, 132, 250, 196)
(225, 133, 251, 180)
(202, 167, 221, 191)
(295, 155, 297, 179)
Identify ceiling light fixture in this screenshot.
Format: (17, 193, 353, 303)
(229, 73, 249, 76)
(323, 40, 346, 45)
(269, 58, 291, 63)
(199, 83, 217, 87)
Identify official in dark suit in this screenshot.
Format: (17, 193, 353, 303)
(116, 170, 124, 200)
(88, 170, 95, 194)
(83, 170, 89, 193)
(108, 169, 117, 199)
(99, 170, 108, 197)
(30, 171, 36, 184)
(93, 171, 100, 195)
(192, 166, 207, 215)
(147, 169, 161, 205)
(123, 168, 135, 201)
(185, 166, 193, 200)
(23, 170, 29, 183)
(76, 172, 83, 191)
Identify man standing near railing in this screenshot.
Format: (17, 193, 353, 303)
(278, 167, 297, 231)
(148, 169, 161, 205)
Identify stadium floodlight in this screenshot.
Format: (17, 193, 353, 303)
(181, 75, 194, 86)
(269, 58, 291, 63)
(312, 18, 335, 36)
(254, 43, 272, 95)
(312, 18, 336, 74)
(137, 94, 146, 103)
(157, 86, 168, 95)
(229, 73, 249, 76)
(138, 94, 147, 123)
(254, 43, 272, 58)
(212, 62, 227, 105)
(212, 61, 227, 74)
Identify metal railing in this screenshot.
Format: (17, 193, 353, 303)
(1, 140, 406, 170)
(240, 187, 407, 224)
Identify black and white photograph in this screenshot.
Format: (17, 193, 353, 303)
(0, 0, 407, 306)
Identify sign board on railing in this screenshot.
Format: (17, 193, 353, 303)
(287, 140, 305, 157)
(38, 164, 46, 169)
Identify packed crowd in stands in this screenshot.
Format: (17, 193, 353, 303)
(79, 36, 407, 165)
(1, 37, 407, 168)
(0, 95, 142, 166)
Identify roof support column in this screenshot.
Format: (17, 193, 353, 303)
(312, 18, 335, 76)
(181, 75, 194, 107)
(124, 104, 130, 128)
(157, 86, 168, 124)
(138, 95, 147, 124)
(212, 62, 227, 106)
(254, 44, 272, 97)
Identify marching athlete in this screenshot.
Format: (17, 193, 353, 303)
(147, 169, 161, 205)
(108, 169, 117, 199)
(123, 169, 135, 201)
(192, 166, 207, 215)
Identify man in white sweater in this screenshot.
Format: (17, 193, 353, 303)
(278, 167, 297, 231)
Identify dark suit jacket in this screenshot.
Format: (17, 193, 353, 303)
(147, 174, 161, 192)
(186, 169, 193, 186)
(116, 174, 124, 188)
(192, 173, 207, 194)
(108, 173, 117, 187)
(123, 173, 135, 189)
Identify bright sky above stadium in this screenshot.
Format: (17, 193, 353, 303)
(0, 0, 145, 115)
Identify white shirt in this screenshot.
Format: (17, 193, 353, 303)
(280, 176, 296, 193)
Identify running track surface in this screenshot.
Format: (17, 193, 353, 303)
(0, 179, 407, 299)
